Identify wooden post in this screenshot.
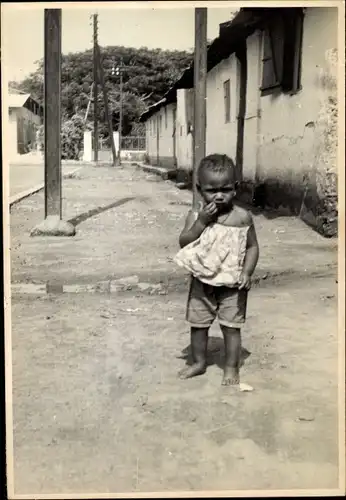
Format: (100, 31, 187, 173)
(31, 8, 75, 236)
(44, 9, 61, 218)
(192, 8, 207, 210)
(96, 44, 117, 166)
(119, 61, 123, 165)
(93, 14, 99, 163)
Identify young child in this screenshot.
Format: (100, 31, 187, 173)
(175, 154, 259, 386)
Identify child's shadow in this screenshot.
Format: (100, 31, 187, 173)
(177, 336, 251, 370)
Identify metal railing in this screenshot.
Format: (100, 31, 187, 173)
(121, 136, 146, 151)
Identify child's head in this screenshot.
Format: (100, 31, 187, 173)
(197, 154, 237, 210)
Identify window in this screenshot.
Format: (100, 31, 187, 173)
(223, 79, 231, 123)
(261, 9, 304, 95)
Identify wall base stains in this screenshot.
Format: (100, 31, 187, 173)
(239, 177, 337, 238)
(173, 170, 337, 238)
(176, 167, 193, 188)
(148, 156, 176, 170)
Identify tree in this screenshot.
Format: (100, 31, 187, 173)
(13, 45, 193, 138)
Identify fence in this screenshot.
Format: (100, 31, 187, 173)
(88, 134, 146, 162)
(96, 135, 146, 152)
(121, 136, 146, 151)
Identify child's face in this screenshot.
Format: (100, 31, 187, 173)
(198, 169, 236, 211)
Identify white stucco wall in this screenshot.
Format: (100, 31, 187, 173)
(176, 89, 193, 171)
(256, 7, 338, 191)
(144, 5, 338, 226)
(243, 30, 262, 183)
(145, 103, 176, 168)
(145, 114, 157, 162)
(206, 53, 239, 160)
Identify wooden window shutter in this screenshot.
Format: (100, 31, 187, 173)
(261, 29, 277, 90)
(282, 8, 304, 92)
(261, 16, 285, 92)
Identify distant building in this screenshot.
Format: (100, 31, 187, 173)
(141, 89, 193, 172)
(140, 6, 338, 236)
(8, 92, 43, 158)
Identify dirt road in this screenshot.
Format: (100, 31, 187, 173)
(9, 164, 340, 495)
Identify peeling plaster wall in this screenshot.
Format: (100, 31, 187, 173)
(176, 89, 193, 173)
(251, 7, 338, 235)
(302, 46, 338, 236)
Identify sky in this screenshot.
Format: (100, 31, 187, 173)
(2, 2, 237, 82)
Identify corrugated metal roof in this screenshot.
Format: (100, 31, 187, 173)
(8, 93, 31, 108)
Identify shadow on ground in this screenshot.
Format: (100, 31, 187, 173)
(177, 336, 251, 371)
(68, 197, 135, 227)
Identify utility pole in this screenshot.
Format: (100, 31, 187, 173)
(96, 44, 117, 166)
(31, 8, 75, 237)
(84, 82, 94, 124)
(192, 8, 207, 210)
(119, 61, 123, 165)
(114, 59, 124, 165)
(93, 13, 99, 163)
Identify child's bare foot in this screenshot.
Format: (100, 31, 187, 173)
(222, 366, 239, 385)
(179, 362, 206, 379)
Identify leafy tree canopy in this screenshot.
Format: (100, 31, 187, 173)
(11, 45, 193, 138)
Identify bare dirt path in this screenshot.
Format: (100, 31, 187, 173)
(9, 164, 340, 495)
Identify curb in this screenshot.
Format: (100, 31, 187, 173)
(9, 166, 84, 207)
(9, 266, 337, 296)
(136, 162, 177, 181)
(9, 183, 45, 206)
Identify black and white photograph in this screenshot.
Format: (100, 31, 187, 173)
(2, 1, 345, 498)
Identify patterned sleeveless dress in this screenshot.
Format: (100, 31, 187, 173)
(174, 211, 250, 288)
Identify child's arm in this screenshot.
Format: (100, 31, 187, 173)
(239, 215, 259, 290)
(179, 202, 218, 248)
(179, 210, 206, 248)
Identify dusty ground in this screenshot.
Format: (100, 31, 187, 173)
(9, 164, 340, 495)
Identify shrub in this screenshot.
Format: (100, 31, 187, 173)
(61, 114, 86, 160)
(36, 114, 89, 160)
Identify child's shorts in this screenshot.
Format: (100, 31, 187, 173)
(186, 277, 248, 329)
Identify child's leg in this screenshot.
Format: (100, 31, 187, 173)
(181, 277, 216, 379)
(217, 287, 248, 385)
(220, 325, 241, 385)
(179, 327, 209, 379)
